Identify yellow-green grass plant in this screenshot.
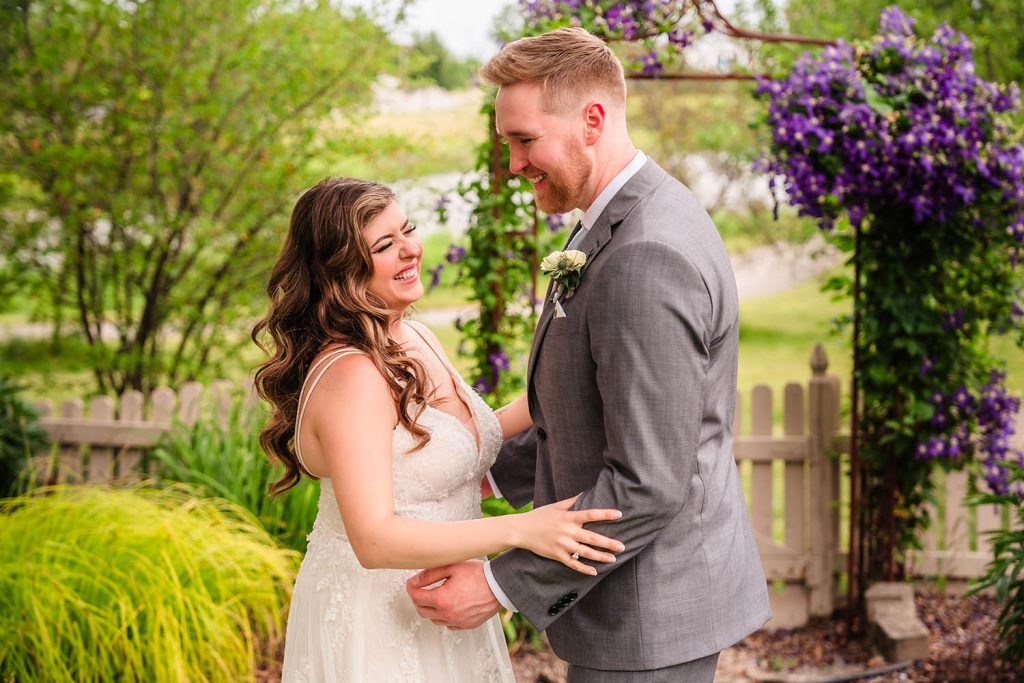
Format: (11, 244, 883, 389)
(150, 400, 319, 553)
(0, 485, 298, 682)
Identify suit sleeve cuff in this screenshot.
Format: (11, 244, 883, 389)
(485, 471, 504, 500)
(483, 559, 517, 612)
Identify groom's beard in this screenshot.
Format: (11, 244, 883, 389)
(529, 138, 591, 214)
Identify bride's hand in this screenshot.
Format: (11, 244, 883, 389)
(516, 495, 624, 575)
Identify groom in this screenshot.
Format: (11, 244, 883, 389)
(407, 27, 770, 681)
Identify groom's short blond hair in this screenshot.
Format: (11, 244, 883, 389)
(480, 27, 627, 114)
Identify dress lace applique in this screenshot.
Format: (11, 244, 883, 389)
(281, 374, 514, 682)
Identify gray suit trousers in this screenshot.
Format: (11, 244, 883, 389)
(567, 652, 720, 682)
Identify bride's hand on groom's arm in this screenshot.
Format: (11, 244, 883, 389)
(405, 498, 624, 630)
(516, 494, 625, 576)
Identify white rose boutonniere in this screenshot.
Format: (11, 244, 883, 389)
(540, 249, 587, 301)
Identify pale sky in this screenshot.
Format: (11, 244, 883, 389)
(375, 0, 743, 62)
(404, 0, 513, 60)
(370, 0, 513, 61)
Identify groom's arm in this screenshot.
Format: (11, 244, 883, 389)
(489, 240, 713, 629)
(485, 427, 539, 612)
(487, 427, 538, 508)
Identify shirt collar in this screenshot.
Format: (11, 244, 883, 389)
(580, 150, 647, 230)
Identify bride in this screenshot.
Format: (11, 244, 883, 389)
(252, 177, 624, 682)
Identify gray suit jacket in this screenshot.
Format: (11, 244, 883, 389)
(489, 159, 770, 671)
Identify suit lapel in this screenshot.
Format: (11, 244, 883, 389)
(573, 213, 612, 284)
(526, 217, 583, 378)
(527, 282, 559, 385)
(526, 214, 615, 390)
(527, 160, 669, 394)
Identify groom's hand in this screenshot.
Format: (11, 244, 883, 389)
(405, 559, 500, 630)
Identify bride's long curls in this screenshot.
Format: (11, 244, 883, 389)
(252, 178, 431, 495)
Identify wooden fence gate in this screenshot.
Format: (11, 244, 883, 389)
(29, 346, 1021, 628)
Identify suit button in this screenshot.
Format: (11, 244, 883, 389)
(567, 592, 578, 601)
(547, 605, 560, 616)
(536, 427, 547, 441)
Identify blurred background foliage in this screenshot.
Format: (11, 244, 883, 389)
(774, 0, 1024, 85)
(0, 0, 1019, 404)
(0, 0, 399, 394)
(0, 0, 1021, 670)
(402, 30, 481, 90)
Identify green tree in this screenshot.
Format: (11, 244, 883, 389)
(0, 0, 396, 394)
(405, 31, 478, 90)
(779, 0, 1024, 84)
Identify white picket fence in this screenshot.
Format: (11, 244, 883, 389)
(30, 346, 1021, 628)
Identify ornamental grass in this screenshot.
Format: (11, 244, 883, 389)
(150, 400, 319, 552)
(0, 485, 298, 682)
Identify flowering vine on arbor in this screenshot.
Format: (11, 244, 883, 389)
(521, 0, 710, 75)
(756, 6, 1023, 583)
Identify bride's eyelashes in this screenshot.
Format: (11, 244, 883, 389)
(372, 225, 418, 254)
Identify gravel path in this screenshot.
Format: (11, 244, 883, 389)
(509, 589, 1015, 682)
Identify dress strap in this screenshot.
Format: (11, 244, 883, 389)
(404, 320, 456, 377)
(294, 347, 367, 474)
(403, 320, 482, 456)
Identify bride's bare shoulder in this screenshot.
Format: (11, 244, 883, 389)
(304, 348, 387, 407)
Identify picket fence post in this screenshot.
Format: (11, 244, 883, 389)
(807, 344, 841, 617)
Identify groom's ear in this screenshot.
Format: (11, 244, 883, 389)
(582, 101, 605, 145)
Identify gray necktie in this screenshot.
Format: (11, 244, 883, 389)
(565, 221, 588, 251)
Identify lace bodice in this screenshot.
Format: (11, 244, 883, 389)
(310, 394, 503, 540)
(281, 329, 514, 682)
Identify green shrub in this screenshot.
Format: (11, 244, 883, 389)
(0, 375, 47, 497)
(150, 401, 319, 552)
(969, 461, 1024, 664)
(0, 485, 298, 682)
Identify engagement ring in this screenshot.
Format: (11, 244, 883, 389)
(571, 544, 581, 561)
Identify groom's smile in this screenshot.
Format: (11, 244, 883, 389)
(495, 82, 594, 214)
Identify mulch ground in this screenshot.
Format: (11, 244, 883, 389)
(511, 589, 1017, 682)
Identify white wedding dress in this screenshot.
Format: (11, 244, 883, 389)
(281, 342, 515, 683)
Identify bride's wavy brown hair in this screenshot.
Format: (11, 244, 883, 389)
(252, 177, 431, 495)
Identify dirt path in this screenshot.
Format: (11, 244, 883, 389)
(412, 234, 842, 329)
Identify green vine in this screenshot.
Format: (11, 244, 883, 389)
(437, 97, 568, 407)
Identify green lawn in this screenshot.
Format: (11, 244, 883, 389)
(8, 266, 1021, 419)
(737, 272, 852, 429)
(311, 91, 486, 182)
